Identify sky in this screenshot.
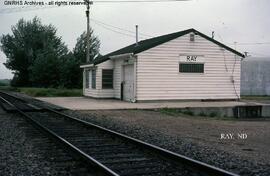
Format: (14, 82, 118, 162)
(0, 0, 270, 79)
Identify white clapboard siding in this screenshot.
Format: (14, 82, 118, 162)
(113, 56, 136, 99)
(84, 60, 115, 98)
(136, 33, 241, 101)
(113, 59, 123, 99)
(84, 56, 133, 99)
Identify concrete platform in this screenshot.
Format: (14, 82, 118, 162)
(35, 97, 259, 110)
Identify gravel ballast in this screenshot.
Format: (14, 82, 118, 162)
(2, 91, 270, 175)
(64, 109, 270, 176)
(0, 107, 93, 176)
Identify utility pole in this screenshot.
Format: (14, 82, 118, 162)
(83, 0, 93, 91)
(85, 0, 93, 63)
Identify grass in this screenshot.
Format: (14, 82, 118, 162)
(209, 112, 218, 117)
(198, 112, 207, 116)
(158, 108, 236, 121)
(0, 86, 82, 97)
(159, 108, 194, 116)
(241, 95, 270, 100)
(17, 87, 82, 97)
(0, 86, 18, 91)
(159, 108, 182, 116)
(0, 80, 83, 97)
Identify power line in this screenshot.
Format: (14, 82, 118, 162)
(3, 3, 270, 46)
(248, 52, 270, 57)
(226, 42, 270, 45)
(0, 3, 153, 39)
(91, 18, 153, 38)
(92, 20, 137, 39)
(234, 42, 270, 45)
(213, 32, 270, 46)
(92, 20, 150, 40)
(0, 0, 190, 14)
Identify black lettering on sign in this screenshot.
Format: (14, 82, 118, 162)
(186, 56, 197, 62)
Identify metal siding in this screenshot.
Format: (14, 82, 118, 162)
(136, 33, 241, 101)
(241, 58, 270, 96)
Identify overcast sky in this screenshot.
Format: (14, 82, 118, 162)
(0, 0, 270, 79)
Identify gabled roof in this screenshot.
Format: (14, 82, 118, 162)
(88, 28, 245, 65)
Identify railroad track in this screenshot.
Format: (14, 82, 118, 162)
(0, 91, 239, 176)
(1, 114, 92, 175)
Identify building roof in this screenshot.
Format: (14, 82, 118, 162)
(85, 28, 245, 66)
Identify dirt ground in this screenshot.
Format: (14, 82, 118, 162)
(79, 109, 270, 165)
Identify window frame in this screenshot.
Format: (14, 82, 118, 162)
(85, 70, 89, 88)
(102, 69, 114, 89)
(179, 62, 205, 73)
(91, 69, 96, 89)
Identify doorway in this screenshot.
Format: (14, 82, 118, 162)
(123, 64, 134, 101)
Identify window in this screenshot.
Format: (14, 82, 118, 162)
(92, 70, 96, 89)
(102, 69, 113, 89)
(179, 63, 204, 73)
(85, 70, 89, 88)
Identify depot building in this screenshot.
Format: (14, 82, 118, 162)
(80, 28, 245, 102)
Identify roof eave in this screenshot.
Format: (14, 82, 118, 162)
(109, 53, 134, 60)
(194, 30, 245, 58)
(92, 28, 245, 66)
(80, 64, 94, 68)
(93, 53, 134, 65)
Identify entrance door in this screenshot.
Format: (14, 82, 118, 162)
(123, 64, 134, 101)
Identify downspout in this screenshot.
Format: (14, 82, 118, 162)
(133, 55, 138, 103)
(83, 69, 86, 95)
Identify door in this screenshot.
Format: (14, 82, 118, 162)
(123, 64, 134, 101)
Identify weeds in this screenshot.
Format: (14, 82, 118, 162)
(17, 87, 82, 97)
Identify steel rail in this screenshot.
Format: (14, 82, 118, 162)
(47, 107, 239, 176)
(0, 91, 239, 176)
(0, 93, 119, 176)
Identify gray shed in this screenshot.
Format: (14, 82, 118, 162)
(241, 57, 270, 96)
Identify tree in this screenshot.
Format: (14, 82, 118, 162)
(30, 53, 60, 87)
(1, 17, 101, 88)
(0, 17, 68, 86)
(73, 29, 100, 63)
(58, 53, 82, 88)
(71, 29, 101, 88)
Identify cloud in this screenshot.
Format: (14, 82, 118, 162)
(0, 0, 270, 79)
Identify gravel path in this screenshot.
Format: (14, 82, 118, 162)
(0, 107, 93, 176)
(65, 109, 270, 176)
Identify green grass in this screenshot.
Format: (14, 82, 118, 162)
(17, 87, 82, 97)
(158, 108, 236, 121)
(209, 112, 218, 117)
(159, 108, 182, 116)
(159, 108, 194, 116)
(0, 86, 18, 91)
(241, 95, 270, 100)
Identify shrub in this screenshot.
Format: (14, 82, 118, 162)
(209, 112, 218, 117)
(199, 112, 207, 116)
(18, 87, 82, 97)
